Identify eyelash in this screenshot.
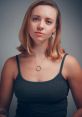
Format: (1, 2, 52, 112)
(46, 20, 52, 24)
(32, 17, 39, 21)
(31, 17, 52, 25)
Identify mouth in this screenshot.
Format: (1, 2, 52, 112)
(35, 32, 44, 35)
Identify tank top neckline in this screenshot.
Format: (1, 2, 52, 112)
(16, 72, 66, 84)
(15, 53, 68, 84)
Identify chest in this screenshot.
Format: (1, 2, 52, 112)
(18, 58, 61, 82)
(14, 73, 69, 103)
(14, 55, 69, 103)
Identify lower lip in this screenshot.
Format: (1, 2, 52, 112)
(35, 32, 44, 36)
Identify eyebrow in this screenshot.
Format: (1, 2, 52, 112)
(31, 15, 55, 21)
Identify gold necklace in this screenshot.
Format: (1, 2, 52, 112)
(35, 56, 46, 72)
(36, 66, 41, 71)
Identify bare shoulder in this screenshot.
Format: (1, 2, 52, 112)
(3, 56, 16, 69)
(65, 54, 81, 70)
(1, 55, 18, 80)
(64, 54, 82, 80)
(4, 56, 16, 65)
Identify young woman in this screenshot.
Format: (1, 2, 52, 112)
(0, 0, 82, 117)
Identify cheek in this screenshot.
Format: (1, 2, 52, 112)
(29, 22, 33, 30)
(29, 23, 35, 34)
(46, 27, 55, 36)
(48, 23, 56, 33)
(28, 23, 37, 39)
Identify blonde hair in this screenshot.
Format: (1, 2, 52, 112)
(17, 0, 65, 60)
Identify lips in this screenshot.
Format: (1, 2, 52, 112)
(35, 32, 44, 34)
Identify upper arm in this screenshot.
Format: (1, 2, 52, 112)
(66, 55, 82, 108)
(0, 57, 16, 111)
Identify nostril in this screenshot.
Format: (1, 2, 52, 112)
(37, 26, 44, 30)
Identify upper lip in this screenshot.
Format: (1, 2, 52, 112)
(35, 32, 44, 34)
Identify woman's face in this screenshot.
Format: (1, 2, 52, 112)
(28, 5, 57, 45)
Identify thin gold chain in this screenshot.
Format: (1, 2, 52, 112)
(35, 55, 46, 72)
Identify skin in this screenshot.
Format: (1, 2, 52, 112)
(0, 5, 82, 117)
(29, 5, 56, 46)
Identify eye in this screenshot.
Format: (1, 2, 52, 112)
(46, 20, 52, 25)
(31, 17, 39, 22)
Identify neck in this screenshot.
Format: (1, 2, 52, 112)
(33, 41, 48, 58)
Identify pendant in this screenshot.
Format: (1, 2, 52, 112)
(36, 66, 41, 71)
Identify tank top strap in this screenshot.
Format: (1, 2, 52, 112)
(16, 55, 21, 74)
(59, 53, 68, 74)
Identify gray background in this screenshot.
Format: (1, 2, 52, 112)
(0, 0, 82, 117)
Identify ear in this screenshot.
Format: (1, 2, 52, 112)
(52, 28, 56, 34)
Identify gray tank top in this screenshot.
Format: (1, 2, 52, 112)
(14, 53, 69, 117)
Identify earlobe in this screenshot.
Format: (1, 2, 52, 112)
(52, 28, 56, 35)
(52, 32, 55, 35)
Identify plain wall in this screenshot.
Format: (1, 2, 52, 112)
(0, 0, 82, 117)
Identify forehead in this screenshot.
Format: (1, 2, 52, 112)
(31, 5, 57, 20)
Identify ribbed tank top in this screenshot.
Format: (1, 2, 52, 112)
(14, 53, 69, 117)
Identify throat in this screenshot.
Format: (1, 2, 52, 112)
(35, 65, 42, 72)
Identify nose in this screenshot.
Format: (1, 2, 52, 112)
(37, 20, 44, 30)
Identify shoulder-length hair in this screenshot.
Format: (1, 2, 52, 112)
(17, 0, 65, 60)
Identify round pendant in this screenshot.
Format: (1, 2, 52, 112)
(36, 66, 41, 71)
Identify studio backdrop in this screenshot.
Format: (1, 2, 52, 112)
(0, 0, 82, 117)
